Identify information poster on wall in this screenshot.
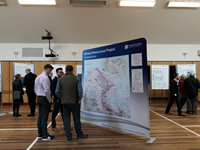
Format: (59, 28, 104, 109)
(76, 65, 82, 76)
(0, 62, 2, 92)
(176, 64, 197, 78)
(51, 64, 66, 79)
(13, 63, 35, 90)
(81, 38, 150, 138)
(151, 65, 169, 90)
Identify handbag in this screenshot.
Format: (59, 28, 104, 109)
(13, 91, 21, 99)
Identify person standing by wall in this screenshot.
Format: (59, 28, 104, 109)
(13, 74, 24, 117)
(56, 65, 88, 142)
(165, 73, 185, 116)
(34, 64, 55, 141)
(51, 68, 64, 132)
(184, 71, 200, 115)
(23, 68, 37, 117)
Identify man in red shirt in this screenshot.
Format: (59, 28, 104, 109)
(179, 74, 187, 110)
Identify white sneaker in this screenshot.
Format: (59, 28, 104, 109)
(42, 135, 55, 141)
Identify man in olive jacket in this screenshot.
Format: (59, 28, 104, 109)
(55, 65, 88, 142)
(183, 71, 200, 115)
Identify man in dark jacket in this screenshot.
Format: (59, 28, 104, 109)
(183, 71, 200, 115)
(51, 68, 64, 132)
(23, 68, 37, 117)
(165, 73, 185, 116)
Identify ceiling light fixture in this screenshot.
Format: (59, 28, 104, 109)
(18, 0, 56, 5)
(119, 0, 156, 7)
(168, 0, 200, 8)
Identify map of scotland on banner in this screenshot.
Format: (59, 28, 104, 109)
(81, 38, 150, 138)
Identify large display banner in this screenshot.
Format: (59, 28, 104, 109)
(51, 64, 66, 79)
(0, 62, 2, 92)
(176, 64, 197, 78)
(81, 38, 150, 138)
(151, 65, 169, 90)
(13, 63, 35, 90)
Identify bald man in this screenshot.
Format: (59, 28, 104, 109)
(184, 71, 200, 115)
(24, 68, 37, 116)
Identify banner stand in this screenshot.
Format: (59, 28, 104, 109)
(147, 137, 156, 144)
(0, 64, 6, 116)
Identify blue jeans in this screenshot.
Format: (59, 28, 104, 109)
(62, 103, 83, 139)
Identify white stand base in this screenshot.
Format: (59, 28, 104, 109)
(147, 137, 156, 144)
(8, 111, 13, 114)
(0, 113, 6, 116)
(81, 120, 86, 123)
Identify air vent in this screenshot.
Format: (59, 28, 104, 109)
(22, 48, 43, 57)
(70, 0, 106, 6)
(0, 0, 6, 4)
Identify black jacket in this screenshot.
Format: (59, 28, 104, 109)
(183, 76, 200, 97)
(13, 80, 24, 104)
(170, 80, 179, 98)
(23, 72, 37, 94)
(51, 76, 59, 101)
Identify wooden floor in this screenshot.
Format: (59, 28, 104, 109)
(1, 103, 200, 150)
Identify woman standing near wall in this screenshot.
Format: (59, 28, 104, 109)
(13, 74, 24, 117)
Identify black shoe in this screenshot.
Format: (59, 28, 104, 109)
(178, 114, 185, 117)
(13, 114, 16, 117)
(165, 112, 173, 115)
(27, 114, 35, 117)
(186, 111, 191, 114)
(16, 114, 21, 117)
(67, 138, 72, 142)
(192, 112, 197, 115)
(77, 134, 88, 139)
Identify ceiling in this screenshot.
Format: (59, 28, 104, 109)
(0, 0, 200, 44)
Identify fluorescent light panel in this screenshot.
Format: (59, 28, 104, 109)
(18, 0, 56, 5)
(168, 2, 200, 8)
(119, 0, 156, 7)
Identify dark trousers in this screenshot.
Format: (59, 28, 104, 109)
(187, 96, 198, 114)
(13, 103, 20, 115)
(27, 93, 36, 115)
(62, 103, 83, 139)
(180, 94, 187, 109)
(49, 102, 52, 110)
(52, 98, 63, 128)
(165, 95, 182, 115)
(37, 96, 50, 138)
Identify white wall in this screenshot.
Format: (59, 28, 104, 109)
(147, 44, 200, 61)
(0, 43, 200, 61)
